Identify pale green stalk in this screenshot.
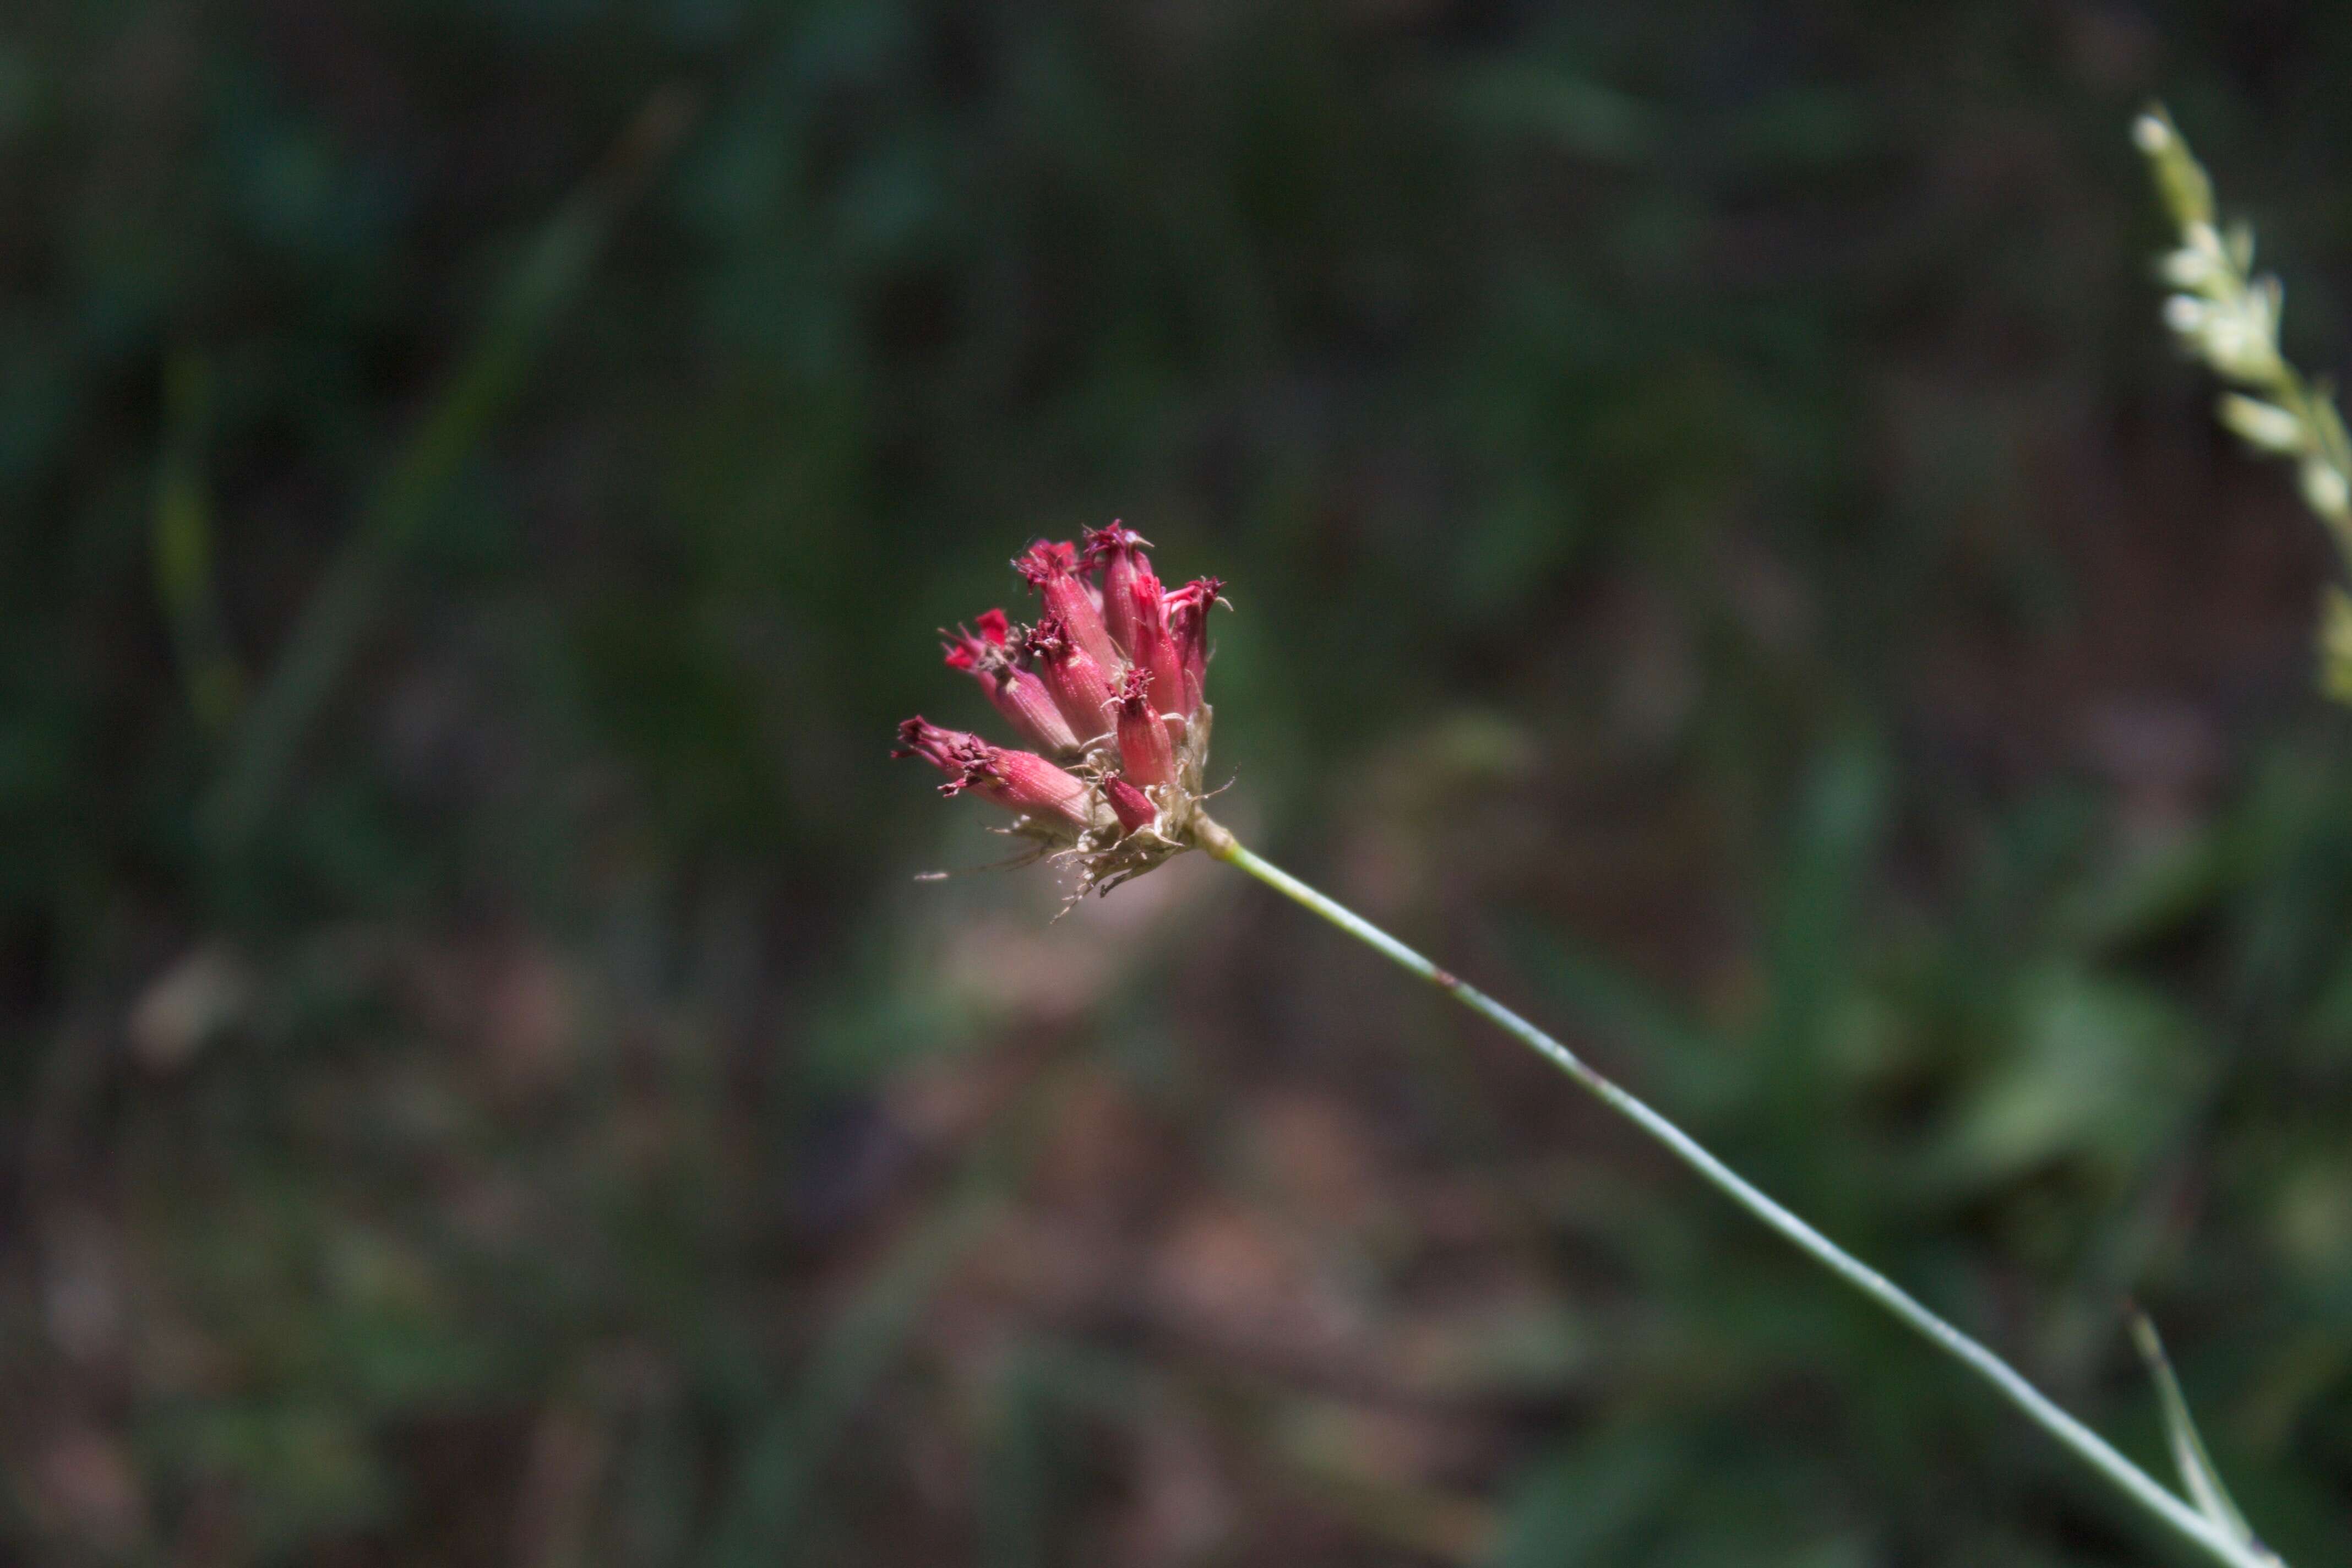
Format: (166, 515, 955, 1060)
(1191, 815, 2280, 1568)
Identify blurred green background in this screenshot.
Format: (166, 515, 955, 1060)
(6, 1, 2352, 1562)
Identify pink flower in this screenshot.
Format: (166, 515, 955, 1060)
(1164, 576, 1224, 717)
(1088, 524, 1184, 723)
(1112, 666, 1175, 787)
(1019, 613, 1117, 743)
(900, 524, 1225, 894)
(1015, 540, 1121, 672)
(893, 718, 1097, 830)
(1083, 521, 1152, 655)
(941, 610, 1080, 754)
(940, 607, 1013, 665)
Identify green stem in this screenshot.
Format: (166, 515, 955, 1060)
(1194, 818, 2275, 1568)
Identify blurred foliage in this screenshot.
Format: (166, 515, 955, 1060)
(3, 1, 2351, 1564)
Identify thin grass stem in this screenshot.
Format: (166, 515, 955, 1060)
(1195, 818, 2277, 1568)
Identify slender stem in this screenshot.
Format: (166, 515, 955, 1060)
(1195, 819, 2275, 1568)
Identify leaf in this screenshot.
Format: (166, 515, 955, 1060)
(2128, 1310, 2273, 1560)
(202, 86, 700, 855)
(1920, 968, 2198, 1194)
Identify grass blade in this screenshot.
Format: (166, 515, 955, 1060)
(2129, 1309, 2271, 1558)
(202, 86, 699, 854)
(152, 350, 245, 735)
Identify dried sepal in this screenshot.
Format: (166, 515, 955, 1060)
(1060, 701, 1218, 899)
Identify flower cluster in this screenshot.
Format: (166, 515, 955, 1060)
(2137, 106, 2352, 702)
(896, 525, 1227, 894)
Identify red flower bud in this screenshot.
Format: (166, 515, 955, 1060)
(943, 612, 1079, 753)
(1103, 774, 1156, 833)
(1020, 614, 1118, 744)
(893, 717, 1096, 829)
(1016, 539, 1121, 672)
(1083, 521, 1153, 657)
(1087, 528, 1184, 723)
(1163, 576, 1224, 716)
(1128, 576, 1184, 724)
(1112, 667, 1176, 788)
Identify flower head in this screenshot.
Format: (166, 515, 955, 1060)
(900, 525, 1225, 896)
